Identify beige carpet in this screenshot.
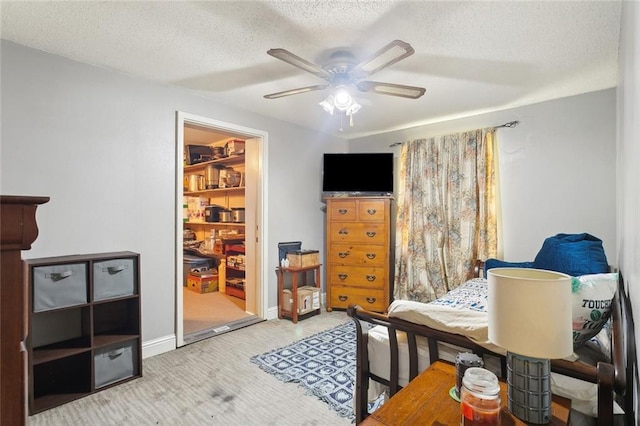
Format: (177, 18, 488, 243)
(27, 310, 353, 426)
(183, 288, 254, 336)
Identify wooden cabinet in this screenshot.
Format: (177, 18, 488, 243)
(0, 195, 49, 426)
(325, 197, 391, 312)
(25, 251, 141, 414)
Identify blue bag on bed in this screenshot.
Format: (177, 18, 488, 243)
(533, 233, 609, 276)
(483, 258, 534, 277)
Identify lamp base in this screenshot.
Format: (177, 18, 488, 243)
(506, 351, 552, 424)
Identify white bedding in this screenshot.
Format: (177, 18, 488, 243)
(366, 324, 502, 401)
(366, 278, 622, 419)
(387, 278, 504, 354)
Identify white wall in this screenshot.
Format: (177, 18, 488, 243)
(0, 40, 346, 348)
(349, 89, 617, 263)
(617, 1, 640, 421)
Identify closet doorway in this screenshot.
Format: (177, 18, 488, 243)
(175, 112, 267, 347)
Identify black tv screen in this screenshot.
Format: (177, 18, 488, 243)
(322, 153, 394, 194)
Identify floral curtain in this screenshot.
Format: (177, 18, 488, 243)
(393, 128, 498, 302)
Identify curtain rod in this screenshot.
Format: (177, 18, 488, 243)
(388, 120, 520, 147)
(494, 120, 519, 129)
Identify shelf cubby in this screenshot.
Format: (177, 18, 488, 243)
(26, 252, 142, 415)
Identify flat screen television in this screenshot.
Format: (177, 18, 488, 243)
(322, 153, 394, 195)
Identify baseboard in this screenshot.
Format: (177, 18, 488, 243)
(265, 305, 278, 320)
(142, 300, 312, 358)
(142, 334, 176, 359)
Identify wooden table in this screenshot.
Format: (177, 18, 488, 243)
(360, 360, 571, 426)
(276, 264, 321, 323)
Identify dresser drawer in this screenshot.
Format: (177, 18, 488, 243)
(357, 200, 388, 222)
(329, 286, 386, 312)
(328, 222, 387, 244)
(33, 263, 88, 312)
(327, 265, 387, 288)
(328, 200, 357, 221)
(329, 243, 387, 266)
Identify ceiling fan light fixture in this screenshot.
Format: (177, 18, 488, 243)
(346, 101, 361, 115)
(320, 91, 361, 116)
(333, 89, 353, 111)
(319, 95, 336, 114)
(265, 40, 423, 130)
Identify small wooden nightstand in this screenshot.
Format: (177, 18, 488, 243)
(360, 360, 571, 426)
(276, 264, 322, 323)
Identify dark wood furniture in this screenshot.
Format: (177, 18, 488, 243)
(347, 272, 633, 425)
(25, 251, 142, 414)
(276, 264, 321, 323)
(1, 195, 49, 426)
(223, 238, 245, 299)
(360, 360, 571, 425)
(325, 197, 391, 313)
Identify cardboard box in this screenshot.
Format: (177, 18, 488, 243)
(286, 250, 320, 268)
(282, 285, 320, 314)
(187, 272, 218, 294)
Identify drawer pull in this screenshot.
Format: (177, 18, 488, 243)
(47, 271, 73, 281)
(338, 252, 350, 258)
(366, 253, 376, 259)
(366, 209, 377, 215)
(338, 273, 348, 281)
(366, 297, 377, 304)
(338, 209, 348, 215)
(105, 265, 126, 274)
(338, 229, 349, 235)
(338, 295, 348, 302)
(108, 348, 125, 359)
(366, 231, 376, 238)
(366, 275, 376, 282)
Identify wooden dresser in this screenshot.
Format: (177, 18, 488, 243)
(1, 195, 49, 426)
(325, 196, 391, 313)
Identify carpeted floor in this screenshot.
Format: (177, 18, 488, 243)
(27, 310, 353, 426)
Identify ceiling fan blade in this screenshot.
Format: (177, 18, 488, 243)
(267, 48, 332, 80)
(264, 84, 329, 99)
(356, 81, 426, 99)
(351, 40, 415, 78)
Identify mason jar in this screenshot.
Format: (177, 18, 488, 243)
(460, 367, 501, 426)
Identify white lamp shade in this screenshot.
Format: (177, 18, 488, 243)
(488, 268, 573, 359)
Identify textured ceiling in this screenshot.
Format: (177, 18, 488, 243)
(1, 1, 622, 140)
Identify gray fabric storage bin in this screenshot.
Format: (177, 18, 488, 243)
(93, 258, 136, 301)
(33, 263, 88, 312)
(94, 341, 138, 388)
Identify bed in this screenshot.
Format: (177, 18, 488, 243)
(347, 262, 635, 425)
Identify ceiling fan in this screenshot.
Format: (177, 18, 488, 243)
(263, 40, 426, 101)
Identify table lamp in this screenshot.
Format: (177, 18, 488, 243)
(487, 268, 573, 424)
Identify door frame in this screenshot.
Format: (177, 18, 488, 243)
(175, 111, 268, 347)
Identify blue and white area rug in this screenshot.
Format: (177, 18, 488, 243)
(250, 321, 363, 419)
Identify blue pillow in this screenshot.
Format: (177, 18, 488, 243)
(484, 258, 534, 277)
(533, 233, 609, 276)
